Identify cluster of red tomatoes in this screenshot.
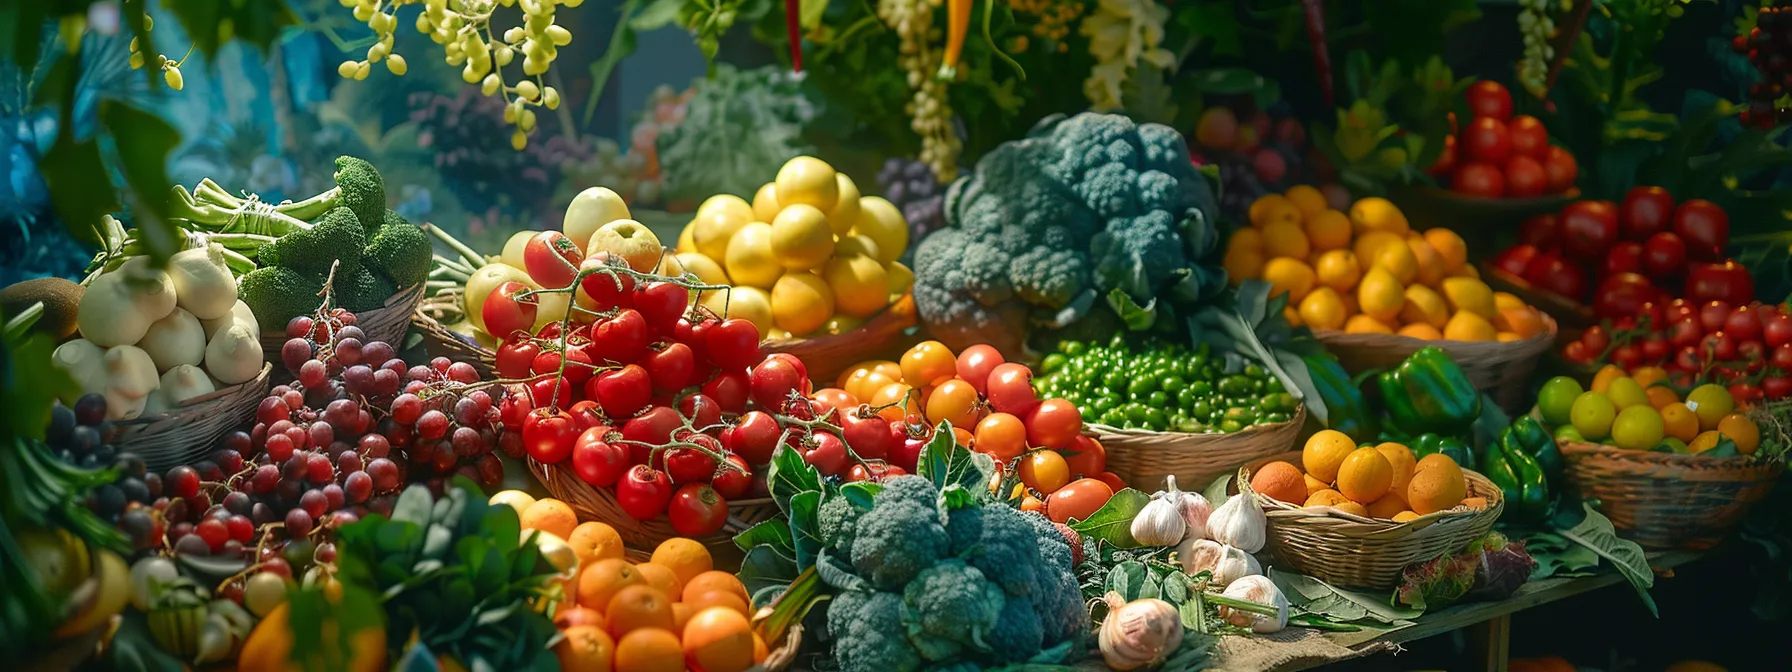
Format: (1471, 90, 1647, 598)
(1428, 81, 1578, 199)
(1491, 187, 1744, 311)
(1562, 299, 1792, 405)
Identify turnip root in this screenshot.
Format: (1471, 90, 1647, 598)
(51, 339, 109, 401)
(168, 244, 239, 320)
(205, 324, 263, 385)
(77, 258, 178, 347)
(139, 308, 205, 372)
(201, 300, 259, 340)
(103, 345, 160, 420)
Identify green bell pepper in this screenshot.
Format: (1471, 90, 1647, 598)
(1477, 433, 1525, 521)
(1495, 426, 1552, 524)
(1376, 347, 1482, 436)
(1301, 353, 1379, 442)
(1410, 432, 1474, 470)
(1505, 416, 1564, 483)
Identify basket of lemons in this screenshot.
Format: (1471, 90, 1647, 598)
(1224, 188, 1556, 411)
(665, 156, 919, 383)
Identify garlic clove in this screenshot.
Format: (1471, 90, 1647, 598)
(1130, 495, 1187, 547)
(1207, 487, 1267, 553)
(1176, 538, 1261, 586)
(1220, 574, 1290, 633)
(1165, 476, 1213, 541)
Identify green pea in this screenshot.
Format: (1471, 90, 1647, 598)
(1218, 419, 1243, 433)
(1244, 364, 1266, 379)
(1101, 410, 1126, 426)
(1127, 376, 1158, 397)
(1162, 375, 1187, 391)
(1263, 412, 1291, 424)
(1263, 376, 1285, 394)
(1190, 381, 1213, 396)
(1061, 340, 1086, 356)
(1041, 353, 1067, 374)
(1144, 407, 1166, 427)
(1148, 391, 1169, 407)
(1190, 401, 1213, 421)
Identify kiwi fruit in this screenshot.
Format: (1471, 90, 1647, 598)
(0, 277, 85, 338)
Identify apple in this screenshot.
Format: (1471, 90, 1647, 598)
(1673, 199, 1730, 261)
(562, 187, 633, 251)
(1523, 252, 1589, 301)
(1491, 244, 1541, 278)
(586, 219, 664, 272)
(1592, 272, 1656, 321)
(1619, 186, 1675, 241)
(1559, 200, 1620, 261)
(1685, 260, 1756, 306)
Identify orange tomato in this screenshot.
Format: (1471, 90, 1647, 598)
(1018, 450, 1070, 494)
(1020, 495, 1045, 513)
(973, 413, 1028, 461)
(870, 382, 920, 422)
(1094, 471, 1127, 493)
(682, 607, 755, 672)
(951, 427, 974, 449)
(924, 379, 980, 428)
(900, 341, 958, 388)
(1063, 436, 1106, 479)
(1046, 478, 1113, 523)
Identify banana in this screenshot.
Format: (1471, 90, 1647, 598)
(53, 549, 128, 639)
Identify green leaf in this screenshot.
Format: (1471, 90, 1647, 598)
(1104, 560, 1154, 601)
(1068, 488, 1151, 548)
(838, 481, 882, 510)
(799, 0, 828, 31)
(789, 490, 823, 572)
(916, 421, 996, 496)
(1201, 474, 1231, 509)
(584, 0, 642, 125)
(480, 506, 520, 553)
(629, 0, 685, 30)
(165, 0, 296, 58)
(941, 483, 979, 509)
(738, 545, 800, 602)
(1105, 288, 1158, 331)
(1269, 568, 1419, 624)
(1558, 503, 1657, 616)
(393, 484, 434, 526)
(1159, 570, 1192, 605)
(767, 444, 823, 514)
(734, 519, 795, 554)
(39, 135, 116, 249)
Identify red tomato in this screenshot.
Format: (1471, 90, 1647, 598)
(704, 319, 762, 371)
(840, 408, 892, 460)
(533, 345, 597, 387)
(1521, 252, 1589, 301)
(1504, 155, 1548, 198)
(1045, 478, 1114, 524)
(1507, 115, 1549, 158)
(1426, 135, 1457, 176)
(593, 309, 650, 364)
(1640, 232, 1687, 283)
(567, 400, 606, 433)
(1491, 244, 1541, 277)
(1766, 315, 1792, 348)
(711, 455, 753, 499)
(724, 411, 781, 465)
(1611, 343, 1643, 370)
(1726, 306, 1765, 343)
(1025, 399, 1083, 449)
(748, 354, 811, 412)
(1666, 298, 1697, 324)
(1462, 117, 1512, 165)
(495, 337, 541, 379)
(644, 342, 695, 393)
(632, 282, 689, 336)
(1667, 317, 1703, 348)
(1685, 261, 1756, 306)
(522, 409, 577, 464)
(1592, 273, 1657, 321)
(1561, 340, 1593, 364)
(499, 386, 534, 427)
(528, 376, 573, 409)
(666, 484, 727, 535)
(1063, 435, 1107, 480)
(800, 432, 849, 476)
(809, 388, 859, 420)
(1451, 162, 1506, 198)
(1704, 331, 1740, 361)
(702, 370, 750, 414)
(587, 364, 652, 419)
(1639, 335, 1671, 363)
(955, 345, 1006, 395)
(985, 363, 1040, 416)
(1542, 146, 1579, 193)
(579, 252, 636, 311)
(523, 231, 583, 290)
(888, 424, 927, 473)
(1559, 200, 1619, 261)
(663, 433, 721, 484)
(1619, 186, 1676, 241)
(1672, 199, 1731, 261)
(1763, 376, 1792, 400)
(1094, 471, 1127, 494)
(1466, 80, 1514, 121)
(1699, 301, 1735, 332)
(1602, 242, 1644, 278)
(572, 428, 629, 487)
(482, 282, 539, 340)
(616, 465, 673, 519)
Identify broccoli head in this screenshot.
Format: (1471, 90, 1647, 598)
(259, 206, 364, 278)
(912, 112, 1224, 357)
(987, 593, 1047, 662)
(947, 504, 1040, 597)
(364, 212, 432, 287)
(1018, 510, 1088, 643)
(339, 266, 396, 313)
(333, 156, 386, 245)
(850, 500, 949, 590)
(874, 475, 947, 523)
(818, 493, 863, 557)
(827, 590, 923, 672)
(900, 560, 1005, 661)
(239, 266, 323, 329)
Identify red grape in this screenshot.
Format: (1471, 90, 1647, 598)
(285, 509, 314, 537)
(417, 410, 450, 439)
(298, 360, 328, 389)
(344, 471, 373, 503)
(196, 518, 230, 552)
(167, 466, 201, 499)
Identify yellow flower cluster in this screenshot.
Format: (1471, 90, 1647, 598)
(1009, 0, 1085, 52)
(1079, 0, 1173, 111)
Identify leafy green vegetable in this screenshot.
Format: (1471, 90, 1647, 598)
(1553, 503, 1657, 616)
(915, 420, 996, 497)
(655, 65, 818, 203)
(1068, 488, 1151, 549)
(1269, 568, 1419, 626)
(1189, 280, 1328, 424)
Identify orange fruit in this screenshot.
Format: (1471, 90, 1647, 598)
(1407, 456, 1467, 515)
(1313, 249, 1362, 292)
(1494, 307, 1545, 339)
(1369, 238, 1419, 284)
(1717, 413, 1760, 454)
(1460, 496, 1490, 511)
(671, 602, 693, 636)
(1357, 266, 1404, 323)
(1630, 366, 1669, 389)
(1407, 238, 1446, 287)
(681, 570, 750, 605)
(1297, 287, 1347, 331)
(1305, 209, 1354, 252)
(554, 625, 616, 672)
(1251, 195, 1302, 229)
(1443, 311, 1497, 342)
(1659, 403, 1699, 442)
(1496, 332, 1523, 342)
(1590, 364, 1627, 394)
(1440, 277, 1497, 319)
(1302, 430, 1357, 483)
(614, 628, 684, 672)
(650, 538, 714, 588)
(1336, 448, 1393, 504)
(1250, 461, 1309, 504)
(1352, 231, 1403, 268)
(521, 499, 579, 541)
(1397, 323, 1443, 340)
(1283, 305, 1302, 326)
(1344, 314, 1393, 334)
(1303, 474, 1331, 497)
(1392, 510, 1421, 523)
(1333, 501, 1369, 517)
(567, 522, 626, 566)
(1349, 197, 1410, 236)
(1648, 382, 1684, 409)
(684, 590, 750, 617)
(634, 562, 683, 599)
(1367, 491, 1409, 519)
(1261, 219, 1311, 260)
(1285, 185, 1331, 220)
(753, 633, 769, 664)
(1224, 248, 1266, 284)
(578, 558, 645, 611)
(1227, 227, 1265, 254)
(1423, 229, 1468, 271)
(237, 603, 387, 672)
(1262, 258, 1317, 302)
(606, 584, 675, 640)
(1399, 285, 1451, 328)
(1304, 489, 1351, 508)
(556, 606, 608, 631)
(682, 607, 755, 672)
(1375, 443, 1418, 493)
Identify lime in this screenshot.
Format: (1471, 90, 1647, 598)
(1553, 424, 1585, 443)
(1570, 391, 1617, 441)
(1660, 437, 1688, 454)
(1537, 376, 1583, 427)
(1610, 405, 1665, 450)
(1685, 384, 1735, 431)
(1605, 377, 1648, 410)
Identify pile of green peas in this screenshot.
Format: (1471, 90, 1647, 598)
(1035, 336, 1298, 433)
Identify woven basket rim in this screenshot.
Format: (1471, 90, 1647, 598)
(112, 362, 274, 425)
(260, 282, 424, 338)
(1559, 439, 1787, 470)
(1088, 404, 1306, 439)
(1238, 451, 1505, 536)
(1311, 313, 1558, 353)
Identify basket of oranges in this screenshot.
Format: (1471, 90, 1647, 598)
(1237, 431, 1505, 590)
(1224, 189, 1557, 411)
(1539, 373, 1787, 550)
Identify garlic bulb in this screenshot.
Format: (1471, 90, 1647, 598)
(1207, 487, 1267, 553)
(1220, 575, 1290, 633)
(1130, 485, 1187, 547)
(1098, 591, 1183, 671)
(1176, 538, 1261, 586)
(1166, 475, 1213, 541)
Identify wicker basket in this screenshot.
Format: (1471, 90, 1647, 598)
(1095, 406, 1305, 493)
(258, 282, 425, 357)
(1558, 441, 1784, 550)
(1238, 451, 1506, 590)
(116, 363, 273, 472)
(529, 458, 779, 554)
(1314, 313, 1557, 413)
(762, 293, 919, 385)
(413, 290, 497, 379)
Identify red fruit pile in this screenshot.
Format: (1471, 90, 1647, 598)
(1490, 187, 1750, 313)
(1562, 299, 1792, 405)
(1429, 81, 1578, 198)
(1732, 7, 1792, 129)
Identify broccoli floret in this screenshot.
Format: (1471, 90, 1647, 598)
(900, 560, 1004, 661)
(260, 206, 364, 278)
(851, 501, 949, 590)
(818, 493, 862, 556)
(947, 505, 1039, 597)
(828, 591, 923, 672)
(333, 156, 385, 245)
(1018, 511, 1087, 643)
(364, 212, 432, 287)
(239, 266, 323, 329)
(874, 475, 946, 521)
(987, 593, 1046, 662)
(339, 266, 395, 313)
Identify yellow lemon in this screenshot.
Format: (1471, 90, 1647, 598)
(751, 183, 781, 222)
(697, 193, 756, 225)
(1397, 323, 1443, 340)
(1493, 291, 1527, 312)
(1224, 249, 1266, 285)
(1606, 377, 1649, 410)
(1228, 228, 1265, 254)
(1400, 284, 1451, 328)
(1688, 430, 1723, 454)
(1284, 185, 1330, 220)
(1407, 238, 1446, 287)
(700, 286, 774, 335)
(824, 313, 865, 335)
(828, 174, 861, 234)
(1262, 258, 1316, 302)
(770, 272, 835, 336)
(1284, 305, 1301, 326)
(1686, 384, 1735, 431)
(1442, 311, 1496, 342)
(1298, 287, 1347, 331)
(723, 222, 781, 288)
(1423, 229, 1468, 271)
(1450, 264, 1481, 280)
(886, 260, 915, 296)
(1344, 314, 1393, 334)
(1611, 406, 1666, 450)
(658, 252, 729, 287)
(677, 221, 697, 254)
(1357, 266, 1404, 323)
(1352, 231, 1403, 268)
(1571, 392, 1618, 441)
(1348, 197, 1410, 235)
(1440, 277, 1497, 319)
(691, 204, 752, 261)
(1249, 194, 1295, 227)
(823, 254, 890, 318)
(1261, 220, 1311, 260)
(1314, 249, 1362, 292)
(834, 235, 882, 262)
(1370, 239, 1418, 285)
(1496, 332, 1523, 342)
(851, 196, 909, 264)
(774, 156, 840, 212)
(1305, 209, 1353, 252)
(768, 205, 835, 270)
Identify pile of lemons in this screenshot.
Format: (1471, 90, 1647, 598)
(1539, 369, 1761, 455)
(1225, 188, 1548, 343)
(667, 156, 915, 339)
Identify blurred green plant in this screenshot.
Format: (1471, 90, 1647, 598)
(1310, 53, 1467, 192)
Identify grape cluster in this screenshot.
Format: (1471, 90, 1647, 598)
(340, 0, 574, 149)
(1736, 6, 1792, 129)
(879, 0, 961, 182)
(49, 396, 159, 545)
(875, 158, 950, 256)
(125, 14, 187, 90)
(1515, 0, 1562, 96)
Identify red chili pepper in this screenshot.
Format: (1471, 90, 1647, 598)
(786, 0, 803, 72)
(1301, 0, 1333, 106)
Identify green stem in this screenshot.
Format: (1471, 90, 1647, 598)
(2, 302, 44, 341)
(428, 224, 489, 269)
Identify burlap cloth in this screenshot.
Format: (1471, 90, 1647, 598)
(1061, 629, 1398, 672)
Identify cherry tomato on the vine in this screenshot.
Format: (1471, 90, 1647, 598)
(973, 413, 1028, 462)
(840, 409, 892, 460)
(1045, 478, 1113, 524)
(522, 409, 577, 464)
(705, 319, 762, 370)
(482, 282, 538, 340)
(1018, 450, 1071, 494)
(1025, 399, 1083, 450)
(621, 407, 682, 465)
(955, 345, 1005, 395)
(800, 432, 849, 477)
(578, 252, 636, 311)
(724, 411, 782, 465)
(644, 342, 696, 392)
(523, 231, 583, 290)
(616, 465, 673, 520)
(924, 379, 981, 429)
(702, 370, 750, 414)
(900, 341, 958, 388)
(495, 338, 540, 379)
(1063, 435, 1107, 480)
(986, 363, 1039, 416)
(593, 309, 650, 364)
(667, 483, 728, 536)
(633, 282, 689, 336)
(711, 455, 754, 499)
(571, 427, 628, 487)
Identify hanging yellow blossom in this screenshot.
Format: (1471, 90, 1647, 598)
(1079, 0, 1174, 111)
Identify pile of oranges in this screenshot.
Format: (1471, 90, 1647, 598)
(1250, 430, 1482, 521)
(494, 492, 765, 672)
(1224, 189, 1549, 343)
